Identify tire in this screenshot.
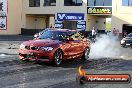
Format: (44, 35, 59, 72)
(121, 44, 126, 48)
(82, 48, 90, 60)
(53, 49, 63, 66)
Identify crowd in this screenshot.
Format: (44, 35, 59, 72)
(91, 27, 120, 39)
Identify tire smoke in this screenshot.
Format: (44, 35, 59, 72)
(89, 34, 122, 59)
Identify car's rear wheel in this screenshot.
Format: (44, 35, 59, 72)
(82, 47, 90, 60)
(53, 49, 63, 66)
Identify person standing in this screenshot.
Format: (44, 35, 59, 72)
(116, 29, 119, 36)
(92, 27, 96, 38)
(123, 31, 127, 37)
(112, 28, 116, 36)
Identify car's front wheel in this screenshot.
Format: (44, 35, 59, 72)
(121, 44, 127, 48)
(82, 48, 90, 60)
(53, 49, 63, 66)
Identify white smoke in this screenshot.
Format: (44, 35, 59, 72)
(89, 33, 122, 59)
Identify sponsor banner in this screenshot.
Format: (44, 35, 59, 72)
(0, 17, 6, 29)
(86, 74, 130, 83)
(77, 66, 131, 84)
(87, 7, 112, 14)
(55, 24, 63, 28)
(77, 21, 86, 30)
(57, 13, 84, 21)
(54, 20, 63, 28)
(0, 0, 7, 30)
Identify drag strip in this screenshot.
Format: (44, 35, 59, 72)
(0, 58, 126, 88)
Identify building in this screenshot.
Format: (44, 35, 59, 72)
(21, 0, 87, 35)
(0, 0, 132, 35)
(0, 0, 22, 35)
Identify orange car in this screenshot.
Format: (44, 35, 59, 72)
(19, 28, 90, 66)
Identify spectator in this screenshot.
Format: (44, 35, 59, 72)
(92, 27, 96, 38)
(112, 28, 116, 36)
(116, 29, 119, 36)
(123, 31, 127, 37)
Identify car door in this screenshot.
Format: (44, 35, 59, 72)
(62, 31, 84, 59)
(62, 41, 74, 59)
(60, 32, 75, 59)
(73, 32, 84, 54)
(68, 32, 84, 56)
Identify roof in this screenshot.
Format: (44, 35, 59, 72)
(46, 28, 77, 32)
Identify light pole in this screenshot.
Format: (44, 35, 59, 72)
(128, 0, 130, 6)
(94, 0, 96, 6)
(103, 0, 105, 6)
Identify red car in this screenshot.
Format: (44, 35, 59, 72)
(19, 28, 90, 66)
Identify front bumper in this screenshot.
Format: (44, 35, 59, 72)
(121, 43, 132, 47)
(19, 49, 55, 62)
(125, 43, 132, 46)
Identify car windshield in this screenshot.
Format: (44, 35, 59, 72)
(38, 30, 68, 41)
(127, 33, 132, 37)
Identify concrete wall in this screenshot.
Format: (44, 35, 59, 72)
(1, 0, 132, 35)
(22, 0, 87, 14)
(97, 17, 106, 30)
(86, 15, 106, 31)
(26, 15, 47, 29)
(112, 0, 132, 33)
(22, 0, 87, 29)
(49, 16, 55, 28)
(86, 15, 97, 31)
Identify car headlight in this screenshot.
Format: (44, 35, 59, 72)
(20, 44, 25, 49)
(40, 46, 53, 51)
(121, 40, 125, 44)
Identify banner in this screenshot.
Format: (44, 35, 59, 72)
(57, 13, 84, 21)
(54, 20, 63, 28)
(77, 21, 86, 30)
(0, 0, 7, 30)
(87, 7, 112, 14)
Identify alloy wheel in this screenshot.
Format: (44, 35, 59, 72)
(84, 48, 90, 60)
(54, 50, 63, 66)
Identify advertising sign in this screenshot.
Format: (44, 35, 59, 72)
(0, 0, 7, 30)
(0, 17, 6, 29)
(87, 7, 112, 14)
(55, 24, 63, 28)
(77, 21, 86, 30)
(57, 13, 84, 21)
(54, 20, 63, 28)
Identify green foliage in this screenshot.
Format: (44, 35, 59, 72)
(106, 21, 111, 32)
